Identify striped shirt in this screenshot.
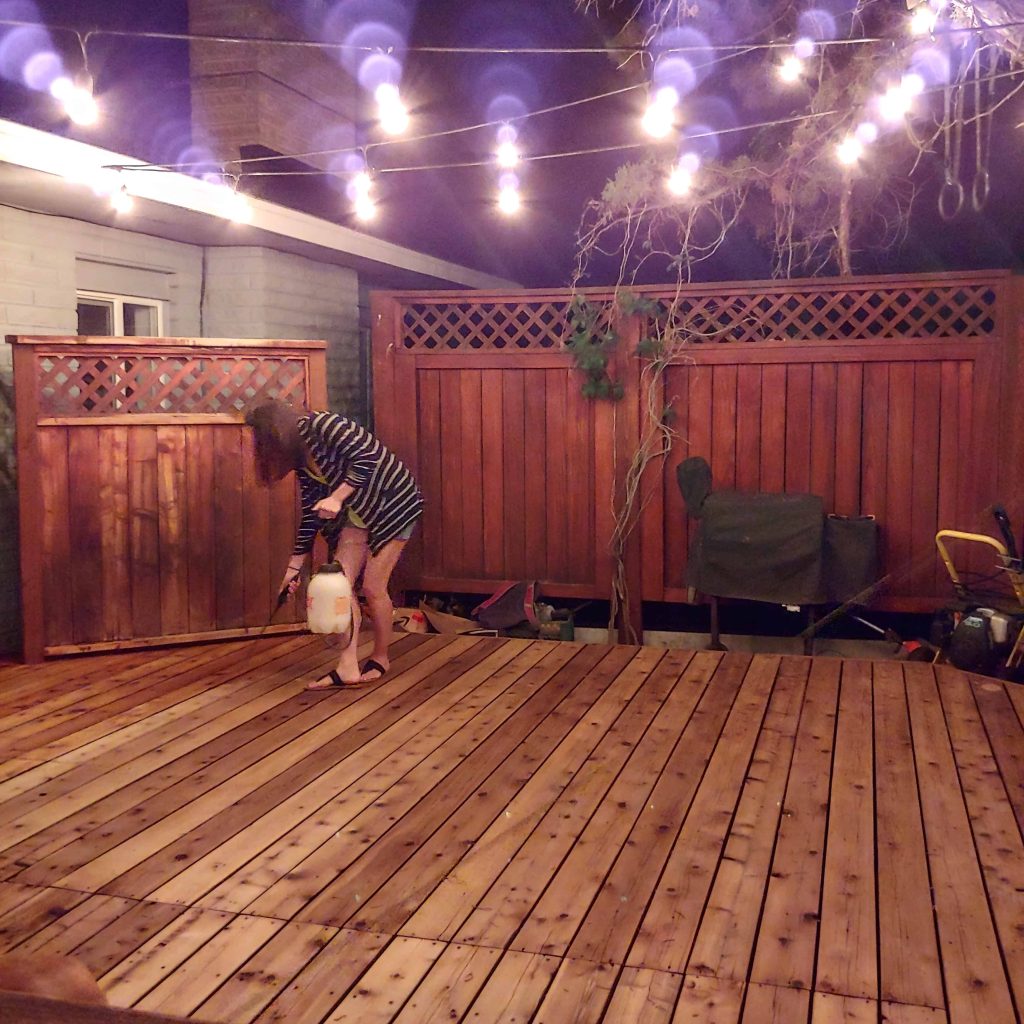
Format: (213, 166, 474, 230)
(293, 412, 424, 557)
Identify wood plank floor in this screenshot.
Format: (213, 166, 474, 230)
(0, 633, 1022, 1024)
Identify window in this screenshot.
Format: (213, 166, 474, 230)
(76, 291, 164, 337)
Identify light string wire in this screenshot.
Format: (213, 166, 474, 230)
(98, 65, 1024, 183)
(3, 15, 1024, 55)
(101, 43, 763, 173)
(4, 15, 1020, 186)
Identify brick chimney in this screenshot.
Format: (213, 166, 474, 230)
(188, 0, 359, 172)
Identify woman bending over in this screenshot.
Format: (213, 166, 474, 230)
(246, 400, 423, 689)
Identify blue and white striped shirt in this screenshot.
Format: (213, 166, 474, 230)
(293, 412, 424, 556)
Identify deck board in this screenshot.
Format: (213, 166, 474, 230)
(0, 636, 1022, 1023)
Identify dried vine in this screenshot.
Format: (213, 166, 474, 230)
(572, 0, 1024, 635)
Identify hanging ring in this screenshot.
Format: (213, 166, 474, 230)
(939, 177, 964, 221)
(971, 167, 991, 212)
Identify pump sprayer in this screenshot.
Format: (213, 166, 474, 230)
(307, 561, 354, 635)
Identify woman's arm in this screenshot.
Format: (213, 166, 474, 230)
(310, 412, 381, 489)
(293, 472, 321, 554)
(313, 480, 356, 521)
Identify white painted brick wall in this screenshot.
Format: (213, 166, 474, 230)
(203, 247, 363, 420)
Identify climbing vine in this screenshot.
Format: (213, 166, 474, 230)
(563, 296, 624, 400)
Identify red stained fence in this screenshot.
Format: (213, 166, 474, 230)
(8, 335, 328, 661)
(372, 271, 1024, 631)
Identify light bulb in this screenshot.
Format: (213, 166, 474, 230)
(497, 186, 521, 215)
(62, 85, 99, 126)
(642, 102, 675, 139)
(375, 83, 409, 136)
(667, 165, 693, 196)
(878, 85, 913, 122)
(378, 104, 409, 135)
(354, 194, 376, 221)
(835, 135, 863, 167)
(224, 191, 252, 223)
(910, 5, 937, 34)
(351, 171, 372, 197)
(496, 140, 520, 169)
(111, 184, 133, 213)
(778, 54, 803, 84)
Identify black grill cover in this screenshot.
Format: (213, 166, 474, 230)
(686, 492, 827, 604)
(823, 515, 879, 602)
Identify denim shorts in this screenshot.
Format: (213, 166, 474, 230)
(348, 509, 417, 541)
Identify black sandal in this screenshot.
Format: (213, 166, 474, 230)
(306, 669, 362, 691)
(360, 658, 388, 681)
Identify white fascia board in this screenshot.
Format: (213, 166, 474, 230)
(0, 119, 519, 290)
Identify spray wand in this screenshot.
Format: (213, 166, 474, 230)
(257, 570, 302, 637)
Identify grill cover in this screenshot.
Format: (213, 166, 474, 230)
(686, 492, 827, 604)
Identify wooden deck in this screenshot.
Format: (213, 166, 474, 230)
(0, 633, 1022, 1023)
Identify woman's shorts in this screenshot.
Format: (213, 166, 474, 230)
(348, 509, 417, 541)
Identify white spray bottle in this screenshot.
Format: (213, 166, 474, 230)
(306, 562, 353, 634)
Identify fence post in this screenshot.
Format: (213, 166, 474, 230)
(8, 339, 44, 662)
(997, 275, 1024, 517)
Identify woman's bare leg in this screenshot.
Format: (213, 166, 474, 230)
(307, 526, 368, 689)
(359, 538, 408, 680)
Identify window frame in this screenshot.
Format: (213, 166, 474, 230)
(76, 289, 166, 337)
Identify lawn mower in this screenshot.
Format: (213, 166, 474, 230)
(932, 504, 1024, 680)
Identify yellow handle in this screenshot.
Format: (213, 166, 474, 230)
(935, 529, 1024, 605)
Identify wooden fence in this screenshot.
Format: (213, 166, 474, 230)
(371, 271, 1024, 634)
(9, 335, 328, 661)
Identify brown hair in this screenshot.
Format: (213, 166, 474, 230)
(245, 400, 307, 484)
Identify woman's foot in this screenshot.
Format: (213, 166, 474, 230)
(305, 669, 364, 690)
(360, 657, 389, 682)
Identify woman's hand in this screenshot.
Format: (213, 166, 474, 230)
(281, 556, 305, 596)
(313, 495, 343, 520)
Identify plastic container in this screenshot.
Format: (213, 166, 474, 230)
(307, 562, 353, 634)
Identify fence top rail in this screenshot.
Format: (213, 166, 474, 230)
(369, 268, 1014, 306)
(6, 336, 327, 351)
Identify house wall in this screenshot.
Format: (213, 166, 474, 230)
(202, 247, 363, 418)
(0, 205, 364, 655)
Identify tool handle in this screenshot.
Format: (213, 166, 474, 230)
(272, 570, 303, 614)
(992, 505, 1020, 562)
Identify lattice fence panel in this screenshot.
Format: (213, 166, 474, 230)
(399, 285, 997, 352)
(401, 300, 613, 352)
(651, 283, 998, 343)
(35, 355, 308, 416)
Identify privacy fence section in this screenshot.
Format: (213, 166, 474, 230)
(372, 271, 1024, 632)
(9, 335, 328, 661)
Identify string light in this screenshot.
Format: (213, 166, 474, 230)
(50, 74, 98, 126)
(354, 194, 376, 220)
(778, 54, 803, 84)
(497, 186, 521, 214)
(374, 83, 409, 136)
(40, 9, 1022, 226)
(496, 138, 520, 168)
(910, 5, 939, 35)
(667, 151, 700, 196)
(347, 169, 376, 220)
(110, 183, 133, 213)
(877, 73, 925, 123)
(835, 134, 863, 167)
(497, 171, 521, 214)
(642, 86, 679, 139)
(222, 185, 252, 223)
